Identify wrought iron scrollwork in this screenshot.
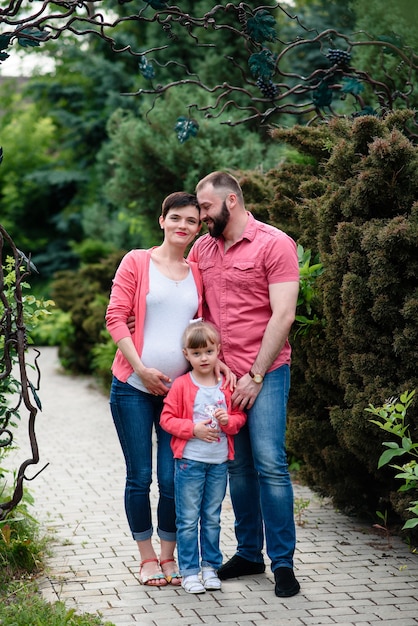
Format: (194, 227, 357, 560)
(0, 2, 417, 138)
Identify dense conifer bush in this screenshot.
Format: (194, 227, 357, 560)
(265, 111, 418, 530)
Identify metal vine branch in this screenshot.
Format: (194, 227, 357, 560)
(0, 225, 47, 521)
(1, 1, 418, 141)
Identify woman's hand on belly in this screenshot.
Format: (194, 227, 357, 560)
(136, 366, 171, 396)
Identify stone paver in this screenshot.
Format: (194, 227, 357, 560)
(9, 347, 418, 625)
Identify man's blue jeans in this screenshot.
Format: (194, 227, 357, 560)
(174, 458, 227, 576)
(110, 376, 176, 542)
(228, 365, 296, 571)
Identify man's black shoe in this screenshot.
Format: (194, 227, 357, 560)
(274, 567, 300, 597)
(217, 555, 265, 580)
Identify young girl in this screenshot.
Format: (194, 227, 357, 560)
(160, 320, 246, 594)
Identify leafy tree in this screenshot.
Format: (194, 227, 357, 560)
(350, 0, 418, 112)
(2, 43, 140, 279)
(0, 92, 79, 272)
(26, 45, 138, 167)
(101, 86, 283, 244)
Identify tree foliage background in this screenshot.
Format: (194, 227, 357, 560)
(1, 0, 417, 280)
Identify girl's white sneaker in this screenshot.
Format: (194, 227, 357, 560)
(202, 567, 222, 590)
(182, 574, 206, 594)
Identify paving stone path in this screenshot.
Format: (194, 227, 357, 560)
(11, 347, 418, 625)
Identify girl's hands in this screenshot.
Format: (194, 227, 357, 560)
(214, 408, 229, 426)
(193, 410, 229, 442)
(193, 420, 221, 442)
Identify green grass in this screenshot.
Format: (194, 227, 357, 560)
(1, 584, 115, 626)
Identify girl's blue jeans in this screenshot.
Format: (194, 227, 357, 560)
(228, 364, 296, 571)
(174, 458, 227, 577)
(110, 376, 176, 542)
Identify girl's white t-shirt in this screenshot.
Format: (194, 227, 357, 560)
(182, 373, 228, 464)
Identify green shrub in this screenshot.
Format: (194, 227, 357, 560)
(90, 332, 116, 389)
(279, 112, 418, 530)
(366, 390, 418, 530)
(50, 251, 124, 373)
(29, 309, 74, 347)
(0, 490, 45, 588)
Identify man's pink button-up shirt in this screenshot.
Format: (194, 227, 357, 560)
(189, 213, 299, 378)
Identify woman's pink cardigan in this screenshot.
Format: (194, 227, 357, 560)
(105, 247, 203, 382)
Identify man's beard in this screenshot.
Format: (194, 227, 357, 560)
(206, 200, 230, 238)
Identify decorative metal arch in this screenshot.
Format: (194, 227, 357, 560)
(0, 2, 417, 140)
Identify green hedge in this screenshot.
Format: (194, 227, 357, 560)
(268, 111, 418, 532)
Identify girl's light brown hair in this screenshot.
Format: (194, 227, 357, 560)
(182, 320, 220, 349)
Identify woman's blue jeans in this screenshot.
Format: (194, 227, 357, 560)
(110, 376, 176, 542)
(174, 458, 227, 577)
(228, 365, 296, 571)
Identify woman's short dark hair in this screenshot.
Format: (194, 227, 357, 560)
(161, 192, 199, 218)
